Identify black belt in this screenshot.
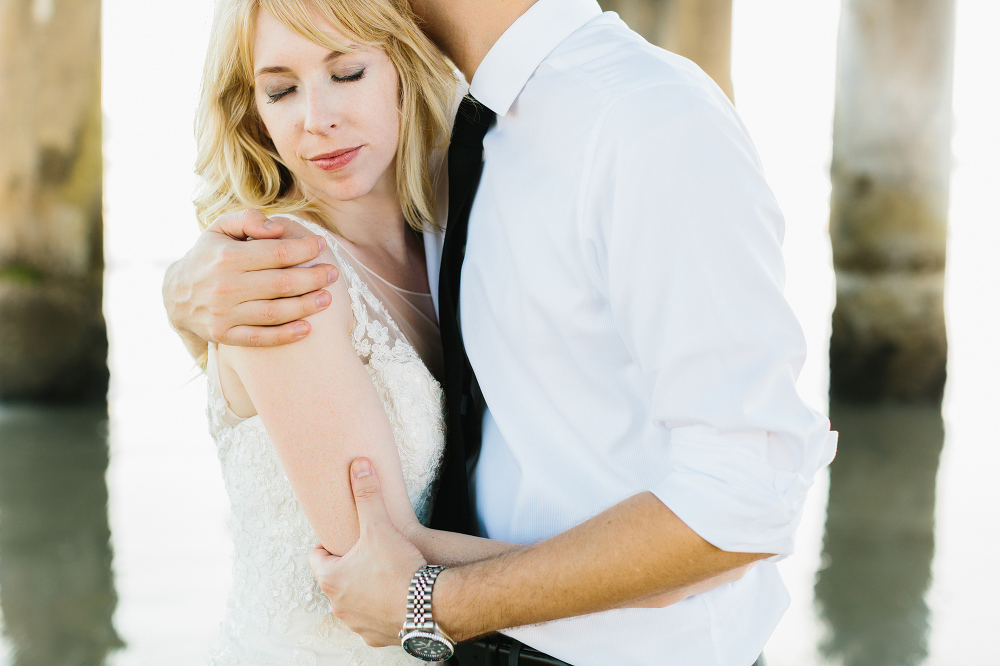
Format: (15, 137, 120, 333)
(449, 634, 767, 666)
(449, 635, 571, 666)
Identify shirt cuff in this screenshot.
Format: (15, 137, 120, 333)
(652, 424, 837, 557)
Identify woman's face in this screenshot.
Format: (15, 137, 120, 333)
(252, 9, 400, 205)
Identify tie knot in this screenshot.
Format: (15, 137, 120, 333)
(452, 95, 496, 145)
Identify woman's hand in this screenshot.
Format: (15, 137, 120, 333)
(162, 209, 339, 355)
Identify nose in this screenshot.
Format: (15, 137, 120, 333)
(303, 85, 339, 136)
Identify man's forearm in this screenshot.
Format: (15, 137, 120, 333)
(433, 491, 770, 641)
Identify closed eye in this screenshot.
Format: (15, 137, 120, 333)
(266, 86, 295, 104)
(332, 68, 365, 83)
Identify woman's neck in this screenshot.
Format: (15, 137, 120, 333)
(297, 171, 404, 253)
(302, 182, 429, 294)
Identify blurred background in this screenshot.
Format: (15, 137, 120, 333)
(0, 0, 997, 664)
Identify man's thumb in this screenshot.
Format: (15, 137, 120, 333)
(351, 458, 389, 527)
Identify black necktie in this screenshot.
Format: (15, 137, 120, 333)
(430, 96, 496, 534)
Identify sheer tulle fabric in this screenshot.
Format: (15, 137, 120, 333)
(333, 242, 443, 383)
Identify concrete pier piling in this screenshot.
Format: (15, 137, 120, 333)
(829, 0, 956, 402)
(0, 0, 107, 402)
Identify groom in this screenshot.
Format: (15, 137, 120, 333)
(163, 0, 836, 664)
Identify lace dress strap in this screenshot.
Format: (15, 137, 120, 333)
(281, 216, 411, 365)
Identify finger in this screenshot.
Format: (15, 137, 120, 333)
(309, 547, 343, 595)
(350, 458, 392, 530)
(242, 264, 339, 301)
(308, 544, 341, 573)
(234, 236, 328, 271)
(226, 288, 333, 329)
(209, 209, 285, 241)
(220, 321, 313, 348)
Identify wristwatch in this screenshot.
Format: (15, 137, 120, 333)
(399, 564, 455, 662)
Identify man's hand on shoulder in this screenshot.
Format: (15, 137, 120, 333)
(162, 209, 339, 356)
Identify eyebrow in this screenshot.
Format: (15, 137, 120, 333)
(254, 50, 347, 77)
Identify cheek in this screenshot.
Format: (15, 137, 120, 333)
(256, 105, 293, 158)
(376, 103, 401, 159)
(371, 74, 401, 159)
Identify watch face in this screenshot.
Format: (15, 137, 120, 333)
(402, 632, 454, 661)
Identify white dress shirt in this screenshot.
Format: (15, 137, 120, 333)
(426, 1, 838, 664)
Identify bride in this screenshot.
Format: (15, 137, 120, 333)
(193, 0, 513, 662)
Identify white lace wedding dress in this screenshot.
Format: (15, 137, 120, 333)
(204, 218, 446, 665)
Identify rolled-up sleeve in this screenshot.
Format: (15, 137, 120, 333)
(584, 80, 837, 556)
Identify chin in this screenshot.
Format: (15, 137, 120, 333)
(313, 179, 378, 203)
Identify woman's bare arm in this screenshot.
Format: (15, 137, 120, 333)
(221, 264, 419, 555)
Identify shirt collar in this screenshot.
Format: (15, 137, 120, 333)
(470, 0, 603, 117)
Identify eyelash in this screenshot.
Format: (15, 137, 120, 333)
(333, 68, 366, 83)
(267, 88, 294, 103)
(265, 68, 366, 104)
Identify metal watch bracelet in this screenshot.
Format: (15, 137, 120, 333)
(399, 564, 456, 661)
(401, 564, 446, 635)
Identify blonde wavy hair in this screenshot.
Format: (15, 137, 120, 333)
(194, 0, 457, 232)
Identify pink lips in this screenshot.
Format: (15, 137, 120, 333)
(309, 146, 362, 171)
